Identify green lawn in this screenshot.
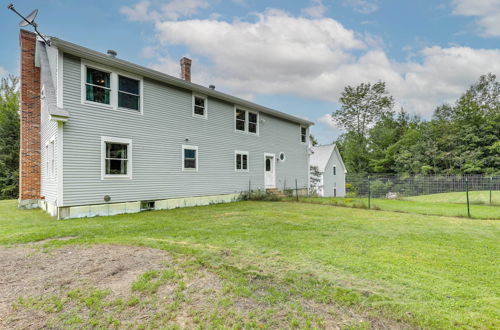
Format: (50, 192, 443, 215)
(297, 196, 500, 219)
(406, 190, 500, 205)
(1, 199, 499, 328)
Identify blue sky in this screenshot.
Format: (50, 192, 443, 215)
(1, 0, 499, 143)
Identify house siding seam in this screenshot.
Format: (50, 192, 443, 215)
(19, 30, 41, 204)
(62, 55, 309, 206)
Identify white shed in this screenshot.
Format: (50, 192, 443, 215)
(310, 144, 347, 197)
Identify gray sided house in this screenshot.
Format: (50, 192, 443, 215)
(18, 31, 313, 219)
(309, 144, 346, 197)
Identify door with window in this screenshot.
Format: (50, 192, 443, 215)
(264, 154, 276, 189)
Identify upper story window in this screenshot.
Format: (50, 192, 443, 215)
(235, 108, 258, 134)
(333, 165, 336, 176)
(82, 61, 143, 113)
(86, 68, 111, 105)
(118, 75, 140, 111)
(101, 136, 132, 179)
(235, 151, 249, 172)
(182, 145, 198, 171)
(301, 126, 307, 143)
(193, 94, 207, 118)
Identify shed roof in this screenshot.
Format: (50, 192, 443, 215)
(310, 144, 346, 173)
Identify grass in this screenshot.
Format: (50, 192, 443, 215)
(406, 190, 500, 205)
(297, 195, 500, 219)
(1, 199, 500, 328)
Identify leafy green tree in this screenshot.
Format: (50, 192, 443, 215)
(333, 81, 394, 173)
(0, 75, 20, 199)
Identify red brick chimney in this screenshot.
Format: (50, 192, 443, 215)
(19, 30, 41, 206)
(180, 57, 192, 82)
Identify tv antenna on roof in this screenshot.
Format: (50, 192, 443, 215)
(7, 3, 50, 46)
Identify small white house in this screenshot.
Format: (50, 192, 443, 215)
(310, 144, 346, 197)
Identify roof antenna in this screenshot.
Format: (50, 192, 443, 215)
(7, 3, 51, 46)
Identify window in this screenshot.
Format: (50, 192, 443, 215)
(182, 145, 198, 171)
(301, 126, 307, 143)
(333, 165, 336, 176)
(118, 75, 140, 111)
(248, 112, 257, 133)
(82, 61, 143, 113)
(50, 139, 55, 178)
(85, 67, 111, 105)
(278, 152, 286, 162)
(235, 151, 249, 171)
(235, 108, 258, 134)
(235, 109, 246, 131)
(101, 137, 132, 179)
(193, 94, 207, 118)
(46, 137, 55, 179)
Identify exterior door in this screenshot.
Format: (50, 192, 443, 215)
(264, 154, 276, 188)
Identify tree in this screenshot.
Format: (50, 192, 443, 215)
(333, 81, 394, 174)
(309, 134, 318, 146)
(0, 75, 20, 199)
(333, 81, 394, 138)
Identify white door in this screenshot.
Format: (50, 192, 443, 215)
(264, 154, 276, 188)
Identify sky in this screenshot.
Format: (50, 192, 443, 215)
(1, 0, 499, 143)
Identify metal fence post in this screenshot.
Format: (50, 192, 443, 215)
(368, 176, 371, 209)
(465, 176, 470, 218)
(295, 178, 299, 201)
(248, 179, 251, 198)
(490, 176, 493, 205)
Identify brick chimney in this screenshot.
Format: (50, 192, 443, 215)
(180, 57, 192, 82)
(19, 30, 41, 207)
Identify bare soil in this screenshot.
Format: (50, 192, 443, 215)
(0, 243, 409, 329)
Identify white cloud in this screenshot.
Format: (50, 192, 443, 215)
(122, 3, 500, 120)
(302, 0, 327, 18)
(317, 114, 337, 129)
(452, 0, 500, 37)
(342, 0, 379, 14)
(0, 66, 7, 77)
(120, 0, 209, 22)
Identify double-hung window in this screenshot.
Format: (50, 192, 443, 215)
(235, 151, 249, 171)
(193, 94, 207, 118)
(301, 126, 307, 143)
(118, 75, 140, 111)
(235, 108, 258, 134)
(83, 62, 143, 113)
(182, 145, 198, 171)
(101, 137, 132, 179)
(86, 67, 111, 105)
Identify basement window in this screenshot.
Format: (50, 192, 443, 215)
(140, 201, 155, 211)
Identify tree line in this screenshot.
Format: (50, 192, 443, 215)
(332, 73, 500, 175)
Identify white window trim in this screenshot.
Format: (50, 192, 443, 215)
(235, 150, 249, 172)
(300, 126, 307, 144)
(234, 106, 259, 136)
(101, 136, 133, 180)
(192, 93, 208, 119)
(81, 60, 144, 115)
(182, 145, 199, 172)
(49, 136, 56, 179)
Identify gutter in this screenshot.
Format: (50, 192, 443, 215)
(49, 37, 314, 126)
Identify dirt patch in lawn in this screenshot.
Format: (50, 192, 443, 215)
(0, 244, 171, 328)
(0, 244, 410, 329)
